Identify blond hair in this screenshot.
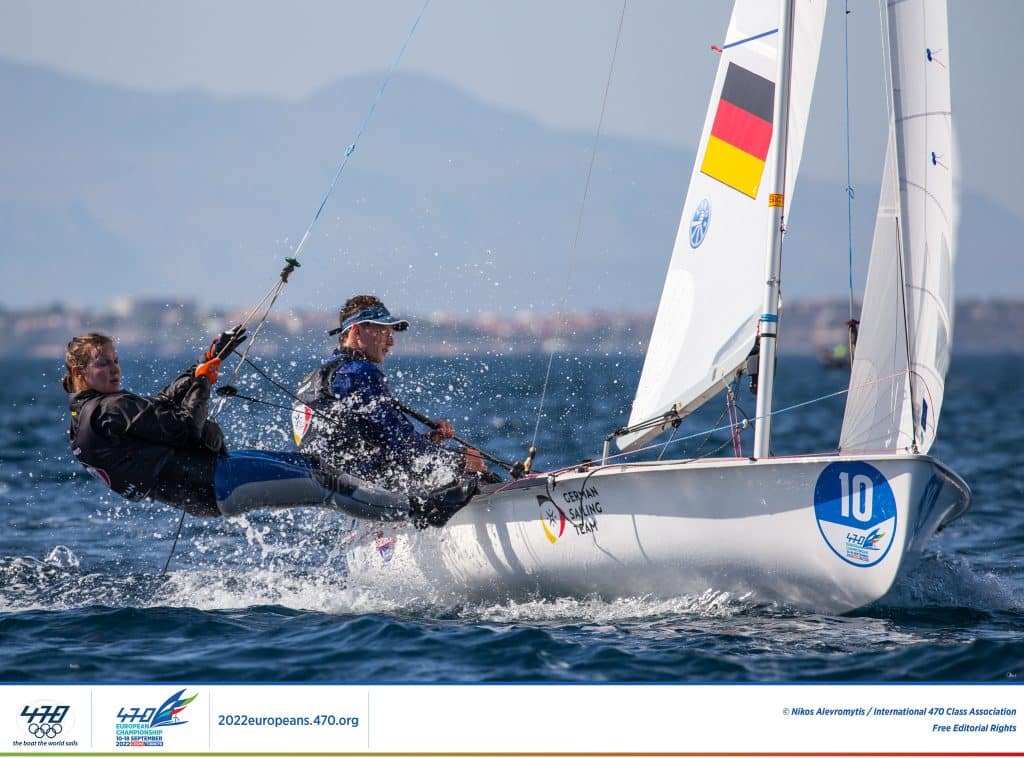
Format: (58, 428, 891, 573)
(63, 333, 114, 393)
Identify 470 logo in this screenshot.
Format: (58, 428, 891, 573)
(20, 703, 70, 740)
(117, 689, 197, 728)
(117, 706, 157, 724)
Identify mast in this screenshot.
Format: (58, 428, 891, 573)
(752, 0, 796, 459)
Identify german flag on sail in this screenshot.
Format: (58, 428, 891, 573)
(700, 63, 775, 198)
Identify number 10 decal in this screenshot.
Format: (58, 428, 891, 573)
(814, 462, 897, 567)
(839, 472, 874, 522)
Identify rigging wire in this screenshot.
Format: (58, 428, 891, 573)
(529, 0, 628, 460)
(842, 0, 862, 366)
(219, 353, 516, 472)
(603, 386, 849, 468)
(160, 509, 187, 576)
(162, 1, 431, 574)
(843, 0, 857, 325)
(655, 424, 679, 462)
(604, 366, 913, 468)
(218, 0, 433, 398)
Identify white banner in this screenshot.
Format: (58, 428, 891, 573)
(1, 683, 1019, 754)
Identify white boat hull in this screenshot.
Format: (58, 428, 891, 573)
(348, 453, 970, 614)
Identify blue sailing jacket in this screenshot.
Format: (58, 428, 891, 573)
(294, 348, 463, 491)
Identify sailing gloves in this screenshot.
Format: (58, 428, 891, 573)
(195, 358, 221, 385)
(195, 326, 247, 386)
(204, 326, 247, 361)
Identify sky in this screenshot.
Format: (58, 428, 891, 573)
(1, 0, 1021, 297)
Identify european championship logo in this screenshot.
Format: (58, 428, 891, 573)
(114, 689, 198, 748)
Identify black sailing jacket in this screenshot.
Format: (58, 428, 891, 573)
(67, 369, 226, 517)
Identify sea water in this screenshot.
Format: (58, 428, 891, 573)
(1, 352, 1022, 682)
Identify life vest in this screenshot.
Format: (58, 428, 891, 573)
(291, 351, 350, 447)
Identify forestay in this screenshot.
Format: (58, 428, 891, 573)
(840, 0, 956, 454)
(620, 0, 825, 451)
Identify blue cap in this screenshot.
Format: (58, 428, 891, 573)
(328, 303, 410, 336)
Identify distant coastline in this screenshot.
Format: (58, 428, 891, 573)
(5, 297, 1023, 359)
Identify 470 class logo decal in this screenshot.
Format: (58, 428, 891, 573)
(814, 462, 897, 567)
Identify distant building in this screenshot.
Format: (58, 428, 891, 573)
(4, 299, 1023, 359)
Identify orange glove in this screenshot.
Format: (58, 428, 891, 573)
(195, 357, 221, 385)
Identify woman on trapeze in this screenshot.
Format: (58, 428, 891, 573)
(63, 328, 477, 527)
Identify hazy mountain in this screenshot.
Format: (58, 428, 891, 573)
(1, 60, 1019, 315)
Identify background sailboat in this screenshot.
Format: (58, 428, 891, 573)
(347, 0, 969, 614)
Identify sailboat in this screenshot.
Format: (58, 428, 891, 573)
(346, 0, 969, 614)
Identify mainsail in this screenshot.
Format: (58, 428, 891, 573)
(840, 0, 956, 454)
(620, 0, 825, 451)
